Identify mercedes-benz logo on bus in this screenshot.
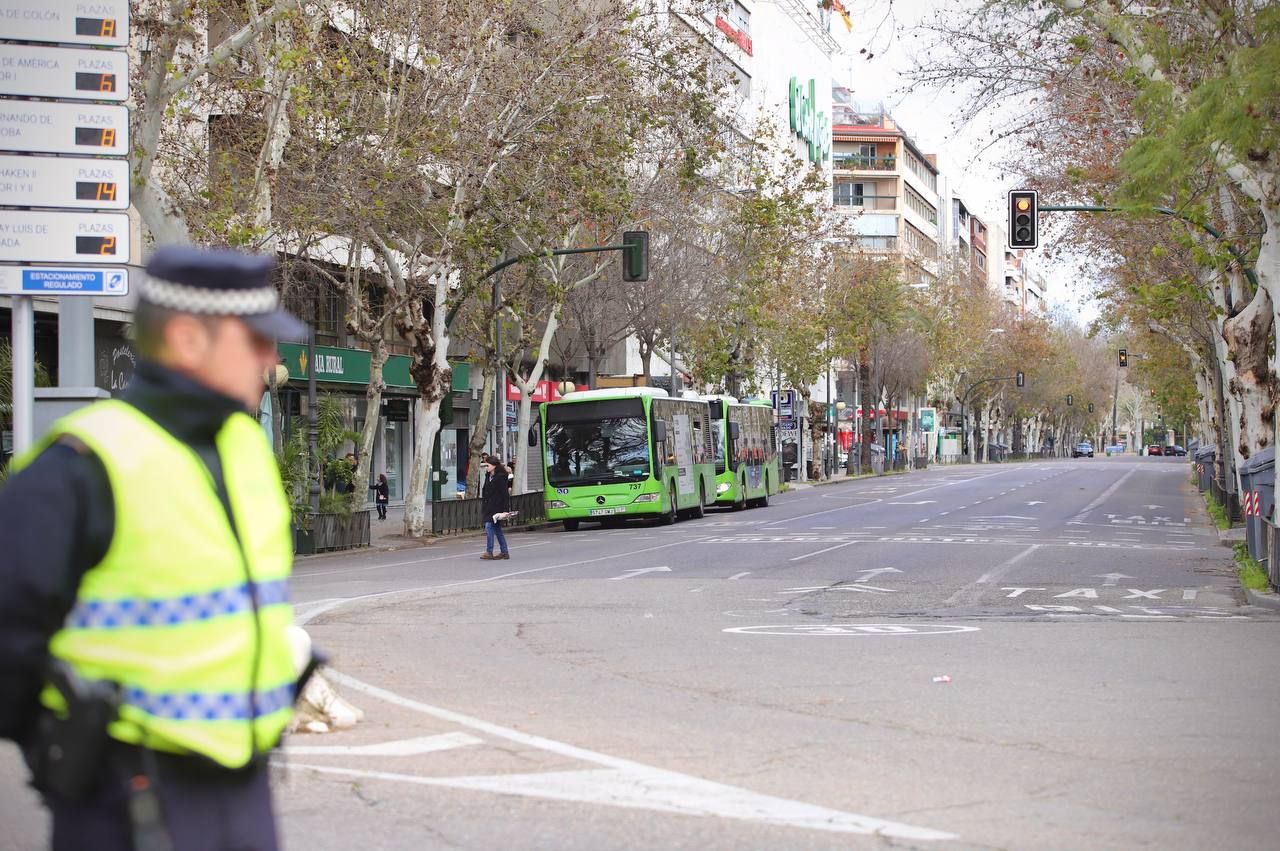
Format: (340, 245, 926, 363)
(596, 496, 606, 505)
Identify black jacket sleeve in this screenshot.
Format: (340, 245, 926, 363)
(0, 445, 114, 743)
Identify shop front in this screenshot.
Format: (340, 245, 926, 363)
(274, 343, 470, 507)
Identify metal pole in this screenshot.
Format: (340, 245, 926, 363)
(1111, 373, 1119, 449)
(826, 332, 833, 478)
(58, 299, 95, 386)
(307, 323, 320, 515)
(852, 357, 860, 474)
(493, 274, 503, 462)
(11, 295, 34, 455)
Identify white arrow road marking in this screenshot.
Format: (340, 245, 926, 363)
(854, 567, 903, 582)
(308, 672, 957, 842)
(282, 732, 482, 757)
(1145, 504, 1163, 510)
(1095, 573, 1135, 586)
(609, 566, 672, 580)
(1026, 501, 1044, 506)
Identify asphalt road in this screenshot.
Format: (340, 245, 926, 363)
(4, 456, 1279, 850)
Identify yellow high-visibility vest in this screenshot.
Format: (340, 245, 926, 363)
(17, 400, 296, 768)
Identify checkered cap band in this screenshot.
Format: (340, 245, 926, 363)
(140, 275, 279, 316)
(123, 681, 296, 722)
(67, 579, 289, 630)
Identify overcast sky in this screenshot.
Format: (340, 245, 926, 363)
(829, 0, 1098, 322)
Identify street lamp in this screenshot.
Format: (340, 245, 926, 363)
(557, 380, 575, 397)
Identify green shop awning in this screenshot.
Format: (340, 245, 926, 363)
(278, 343, 470, 392)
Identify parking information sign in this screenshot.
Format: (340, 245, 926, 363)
(0, 154, 130, 209)
(0, 210, 130, 263)
(0, 101, 129, 156)
(0, 1, 131, 47)
(0, 265, 128, 296)
(0, 44, 130, 102)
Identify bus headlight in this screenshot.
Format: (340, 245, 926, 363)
(716, 482, 731, 494)
(632, 493, 660, 503)
(547, 500, 568, 509)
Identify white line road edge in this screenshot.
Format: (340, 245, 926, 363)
(308, 671, 956, 841)
(282, 732, 482, 757)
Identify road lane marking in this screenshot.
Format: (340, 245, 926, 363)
(296, 537, 717, 624)
(789, 540, 861, 562)
(320, 671, 957, 841)
(1070, 468, 1136, 522)
(724, 624, 979, 637)
(292, 541, 553, 580)
(282, 732, 482, 757)
(728, 572, 751, 580)
(609, 566, 672, 580)
(976, 544, 1040, 584)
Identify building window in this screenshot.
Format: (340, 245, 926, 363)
(833, 181, 864, 206)
(856, 235, 898, 251)
(904, 185, 937, 225)
(904, 150, 938, 193)
(904, 223, 937, 259)
(976, 251, 987, 270)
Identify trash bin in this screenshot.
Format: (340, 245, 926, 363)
(1195, 447, 1215, 492)
(1241, 448, 1275, 563)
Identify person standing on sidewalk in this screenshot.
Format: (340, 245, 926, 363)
(481, 455, 511, 560)
(0, 246, 310, 851)
(371, 473, 390, 520)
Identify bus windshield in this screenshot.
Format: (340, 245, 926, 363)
(545, 399, 651, 486)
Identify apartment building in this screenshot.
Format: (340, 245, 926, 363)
(829, 93, 942, 285)
(1000, 246, 1049, 316)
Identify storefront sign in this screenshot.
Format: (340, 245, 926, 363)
(506, 378, 581, 403)
(278, 343, 470, 392)
(788, 77, 831, 165)
(919, 407, 937, 433)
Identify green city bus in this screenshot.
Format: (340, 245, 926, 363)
(537, 387, 716, 531)
(706, 396, 780, 509)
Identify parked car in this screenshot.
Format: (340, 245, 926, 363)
(1166, 445, 1187, 456)
(1147, 444, 1163, 456)
(1073, 441, 1094, 458)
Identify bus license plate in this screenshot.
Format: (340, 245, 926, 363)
(589, 507, 624, 516)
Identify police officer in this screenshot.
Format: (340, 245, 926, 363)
(0, 246, 308, 851)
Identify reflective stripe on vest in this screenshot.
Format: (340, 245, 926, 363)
(20, 400, 296, 768)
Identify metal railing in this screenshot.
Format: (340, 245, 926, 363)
(833, 155, 897, 171)
(431, 491, 546, 535)
(833, 194, 898, 211)
(1265, 518, 1280, 590)
(311, 509, 371, 553)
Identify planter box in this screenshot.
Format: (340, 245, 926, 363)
(293, 528, 316, 556)
(310, 510, 371, 553)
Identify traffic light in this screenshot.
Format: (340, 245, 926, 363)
(1088, 402, 1095, 413)
(1067, 394, 1073, 406)
(1118, 348, 1128, 368)
(1015, 371, 1025, 388)
(622, 230, 649, 282)
(1008, 190, 1038, 249)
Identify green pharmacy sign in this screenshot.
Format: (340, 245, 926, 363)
(788, 77, 831, 165)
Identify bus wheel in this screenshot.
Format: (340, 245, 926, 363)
(691, 484, 706, 519)
(661, 486, 678, 525)
(562, 519, 580, 532)
(734, 476, 748, 511)
(756, 476, 770, 508)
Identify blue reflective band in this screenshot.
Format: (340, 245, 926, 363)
(123, 682, 295, 722)
(68, 579, 290, 629)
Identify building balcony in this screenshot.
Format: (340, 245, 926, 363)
(833, 154, 897, 171)
(833, 194, 898, 211)
(854, 236, 898, 251)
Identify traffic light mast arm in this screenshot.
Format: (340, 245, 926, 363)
(444, 243, 629, 329)
(1039, 204, 1259, 289)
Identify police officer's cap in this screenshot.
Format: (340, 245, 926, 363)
(141, 246, 308, 342)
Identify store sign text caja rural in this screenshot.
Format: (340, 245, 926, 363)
(788, 77, 831, 165)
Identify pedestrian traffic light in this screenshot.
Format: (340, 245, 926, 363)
(1008, 190, 1038, 249)
(622, 230, 649, 282)
(1088, 402, 1095, 413)
(1015, 371, 1025, 387)
(1118, 348, 1128, 368)
(1067, 394, 1073, 406)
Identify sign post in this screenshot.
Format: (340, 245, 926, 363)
(1, 0, 131, 456)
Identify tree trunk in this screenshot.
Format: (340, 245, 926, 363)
(352, 342, 388, 505)
(511, 307, 559, 496)
(467, 367, 496, 498)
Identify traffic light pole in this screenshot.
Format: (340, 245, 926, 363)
(1039, 204, 1259, 288)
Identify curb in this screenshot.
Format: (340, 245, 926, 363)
(1217, 526, 1246, 545)
(1244, 587, 1280, 610)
